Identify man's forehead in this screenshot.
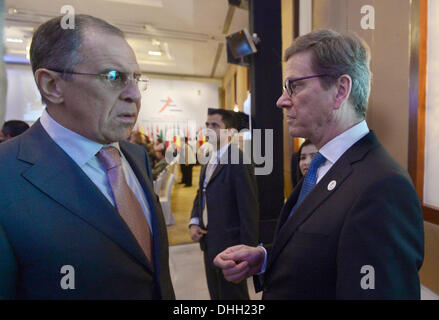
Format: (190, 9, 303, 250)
(285, 51, 313, 78)
(206, 114, 224, 124)
(79, 30, 139, 71)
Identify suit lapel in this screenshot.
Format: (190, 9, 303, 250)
(267, 132, 378, 271)
(206, 144, 231, 185)
(208, 163, 224, 184)
(18, 121, 153, 273)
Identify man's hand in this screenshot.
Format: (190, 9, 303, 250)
(213, 245, 266, 283)
(190, 225, 207, 242)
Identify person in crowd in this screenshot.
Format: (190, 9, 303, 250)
(296, 139, 318, 181)
(129, 131, 155, 170)
(129, 131, 146, 145)
(152, 148, 168, 180)
(189, 108, 259, 300)
(0, 14, 175, 299)
(179, 137, 196, 187)
(1, 120, 30, 142)
(154, 137, 165, 153)
(145, 135, 157, 168)
(290, 139, 317, 187)
(291, 139, 317, 187)
(214, 29, 424, 299)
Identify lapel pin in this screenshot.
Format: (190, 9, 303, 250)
(327, 180, 337, 191)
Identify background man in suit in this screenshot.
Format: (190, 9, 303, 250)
(0, 120, 30, 142)
(189, 108, 259, 299)
(214, 30, 424, 299)
(179, 137, 196, 187)
(0, 14, 175, 299)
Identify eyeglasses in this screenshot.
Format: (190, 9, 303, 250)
(49, 69, 149, 91)
(283, 74, 328, 97)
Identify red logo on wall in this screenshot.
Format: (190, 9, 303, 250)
(159, 97, 173, 113)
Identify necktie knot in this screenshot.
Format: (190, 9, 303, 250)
(97, 146, 122, 170)
(307, 152, 326, 176)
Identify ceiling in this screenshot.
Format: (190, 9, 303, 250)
(2, 0, 249, 79)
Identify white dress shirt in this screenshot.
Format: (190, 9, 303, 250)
(317, 120, 370, 183)
(258, 120, 370, 274)
(189, 142, 231, 227)
(40, 109, 153, 231)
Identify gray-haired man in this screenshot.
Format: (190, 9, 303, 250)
(214, 29, 424, 300)
(0, 14, 174, 299)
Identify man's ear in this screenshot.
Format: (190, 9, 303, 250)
(334, 74, 352, 109)
(34, 69, 65, 104)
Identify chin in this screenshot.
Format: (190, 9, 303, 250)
(289, 127, 301, 138)
(103, 130, 131, 144)
(289, 127, 309, 139)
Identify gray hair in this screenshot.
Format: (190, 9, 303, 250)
(30, 14, 125, 104)
(284, 29, 371, 118)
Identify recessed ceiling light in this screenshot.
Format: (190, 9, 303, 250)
(6, 38, 24, 43)
(103, 0, 163, 7)
(148, 50, 162, 56)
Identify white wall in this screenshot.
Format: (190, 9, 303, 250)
(425, 0, 439, 209)
(4, 64, 44, 124)
(138, 77, 218, 141)
(0, 1, 6, 127)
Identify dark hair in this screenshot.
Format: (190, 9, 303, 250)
(207, 108, 237, 129)
(296, 139, 313, 181)
(2, 120, 30, 137)
(30, 14, 125, 104)
(284, 29, 371, 118)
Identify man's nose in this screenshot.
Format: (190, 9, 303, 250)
(120, 81, 141, 103)
(276, 90, 291, 109)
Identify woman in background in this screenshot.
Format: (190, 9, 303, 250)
(291, 139, 318, 186)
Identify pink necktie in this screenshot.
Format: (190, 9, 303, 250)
(97, 146, 154, 266)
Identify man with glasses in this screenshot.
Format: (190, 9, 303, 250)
(0, 14, 175, 299)
(214, 30, 424, 299)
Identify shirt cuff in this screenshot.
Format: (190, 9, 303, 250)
(189, 217, 200, 227)
(256, 244, 268, 275)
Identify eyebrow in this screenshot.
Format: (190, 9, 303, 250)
(285, 74, 300, 81)
(100, 62, 140, 73)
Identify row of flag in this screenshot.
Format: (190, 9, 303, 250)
(134, 121, 206, 149)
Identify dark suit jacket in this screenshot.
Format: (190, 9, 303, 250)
(191, 144, 259, 264)
(259, 132, 424, 299)
(0, 120, 175, 299)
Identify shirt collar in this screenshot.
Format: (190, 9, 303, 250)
(217, 142, 231, 160)
(40, 109, 121, 166)
(319, 120, 369, 164)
